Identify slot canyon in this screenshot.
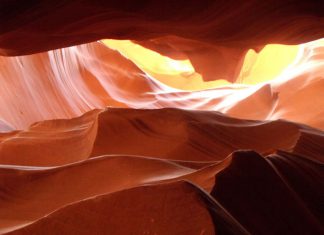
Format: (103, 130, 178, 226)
(0, 1, 323, 234)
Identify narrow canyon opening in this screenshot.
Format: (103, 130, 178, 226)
(0, 1, 323, 235)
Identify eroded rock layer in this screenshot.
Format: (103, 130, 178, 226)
(1, 38, 324, 131)
(1, 0, 324, 81)
(0, 108, 323, 234)
(0, 1, 324, 234)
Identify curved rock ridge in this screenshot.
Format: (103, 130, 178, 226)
(0, 109, 100, 166)
(0, 151, 322, 234)
(2, 0, 324, 83)
(1, 1, 324, 233)
(1, 1, 324, 56)
(0, 108, 323, 234)
(3, 181, 251, 235)
(0, 107, 323, 166)
(211, 150, 323, 235)
(0, 38, 324, 130)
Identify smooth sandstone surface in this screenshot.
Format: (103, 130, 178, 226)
(0, 1, 323, 234)
(0, 108, 323, 234)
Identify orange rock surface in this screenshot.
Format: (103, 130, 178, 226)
(0, 1, 323, 234)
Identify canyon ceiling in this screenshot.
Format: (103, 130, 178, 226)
(0, 1, 323, 235)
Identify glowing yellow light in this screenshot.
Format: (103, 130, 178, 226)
(102, 39, 301, 90)
(102, 39, 231, 91)
(237, 44, 299, 85)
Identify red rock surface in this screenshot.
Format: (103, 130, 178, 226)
(0, 1, 323, 234)
(1, 0, 324, 81)
(1, 39, 324, 130)
(0, 108, 323, 234)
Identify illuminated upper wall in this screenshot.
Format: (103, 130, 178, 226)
(102, 39, 300, 90)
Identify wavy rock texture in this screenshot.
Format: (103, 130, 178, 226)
(1, 0, 324, 81)
(0, 39, 324, 130)
(0, 1, 324, 234)
(1, 0, 323, 54)
(0, 108, 323, 234)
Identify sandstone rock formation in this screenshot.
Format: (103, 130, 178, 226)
(0, 1, 323, 234)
